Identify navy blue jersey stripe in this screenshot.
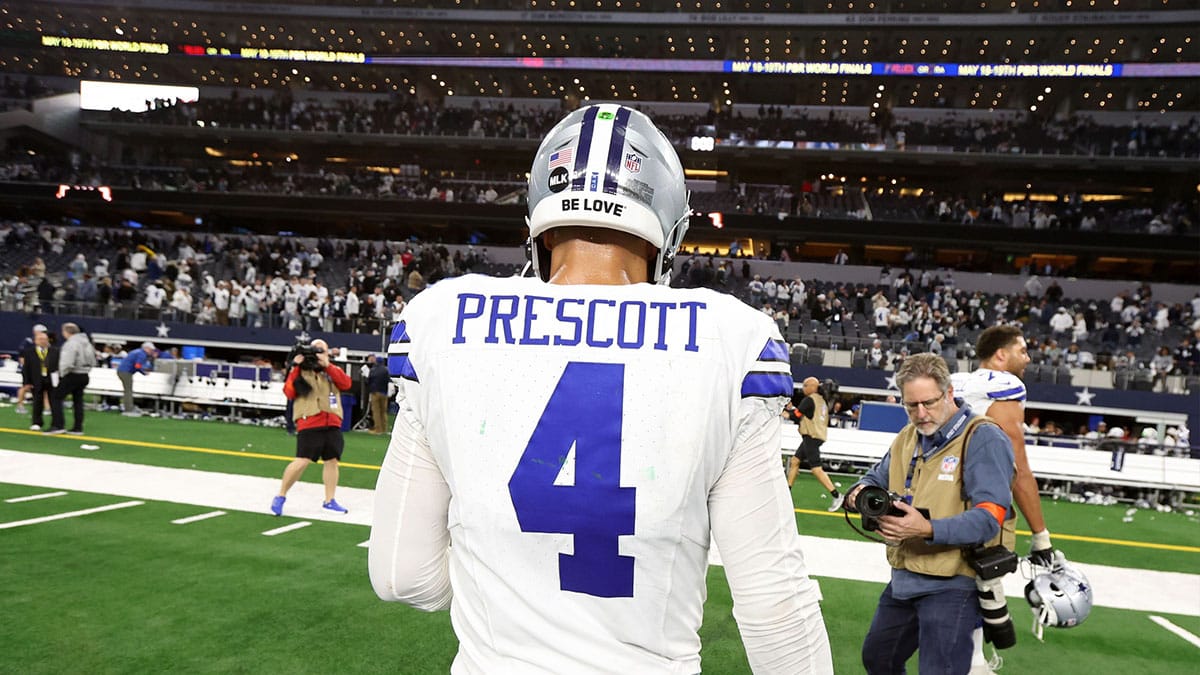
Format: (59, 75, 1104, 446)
(987, 386, 1026, 400)
(389, 320, 411, 344)
(570, 106, 599, 191)
(757, 338, 790, 363)
(602, 106, 631, 195)
(740, 372, 794, 398)
(388, 354, 419, 382)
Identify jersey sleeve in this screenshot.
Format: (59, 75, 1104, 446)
(368, 364, 453, 612)
(370, 292, 452, 611)
(710, 397, 832, 673)
(738, 314, 793, 403)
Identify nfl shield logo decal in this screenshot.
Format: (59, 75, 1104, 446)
(940, 456, 959, 473)
(624, 153, 642, 173)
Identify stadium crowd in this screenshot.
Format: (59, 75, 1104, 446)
(4, 220, 1198, 391)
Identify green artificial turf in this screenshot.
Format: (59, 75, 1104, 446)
(2, 406, 1198, 673)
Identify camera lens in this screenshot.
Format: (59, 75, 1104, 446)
(857, 486, 893, 517)
(863, 492, 886, 513)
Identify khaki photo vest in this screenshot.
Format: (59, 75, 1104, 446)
(884, 415, 1017, 578)
(799, 393, 828, 441)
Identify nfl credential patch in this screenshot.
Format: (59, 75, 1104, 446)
(941, 456, 959, 473)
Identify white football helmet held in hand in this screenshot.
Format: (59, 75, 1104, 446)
(1024, 551, 1093, 639)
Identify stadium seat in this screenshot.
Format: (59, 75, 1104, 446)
(1055, 365, 1073, 386)
(806, 348, 824, 365)
(1131, 369, 1155, 391)
(851, 350, 868, 369)
(1112, 367, 1133, 390)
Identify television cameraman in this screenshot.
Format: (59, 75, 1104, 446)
(844, 353, 1015, 674)
(270, 338, 352, 516)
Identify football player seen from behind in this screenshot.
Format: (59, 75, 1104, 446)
(369, 104, 833, 674)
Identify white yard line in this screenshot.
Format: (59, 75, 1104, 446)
(1, 448, 1198, 617)
(262, 521, 312, 537)
(358, 539, 370, 548)
(1149, 615, 1200, 648)
(0, 500, 144, 529)
(5, 490, 68, 503)
(171, 510, 227, 525)
(0, 448, 373, 526)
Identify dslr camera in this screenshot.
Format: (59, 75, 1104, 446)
(968, 544, 1019, 650)
(851, 485, 906, 532)
(290, 343, 325, 371)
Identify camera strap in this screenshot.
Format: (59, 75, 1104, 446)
(842, 510, 899, 546)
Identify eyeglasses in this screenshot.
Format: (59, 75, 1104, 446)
(902, 394, 945, 413)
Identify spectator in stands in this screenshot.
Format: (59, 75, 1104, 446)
(1024, 275, 1044, 298)
(170, 285, 193, 319)
(116, 341, 158, 415)
(144, 281, 166, 319)
(1175, 337, 1198, 375)
(1049, 306, 1073, 338)
(48, 322, 95, 435)
(270, 338, 352, 516)
(227, 285, 245, 326)
(1151, 346, 1175, 392)
(867, 339, 887, 369)
(213, 280, 231, 325)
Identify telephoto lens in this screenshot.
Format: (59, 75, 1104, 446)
(975, 576, 1017, 649)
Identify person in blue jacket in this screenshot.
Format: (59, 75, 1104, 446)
(117, 341, 158, 415)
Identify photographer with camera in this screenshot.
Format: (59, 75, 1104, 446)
(270, 338, 353, 516)
(845, 353, 1016, 674)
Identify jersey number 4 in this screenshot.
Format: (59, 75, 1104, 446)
(508, 361, 636, 598)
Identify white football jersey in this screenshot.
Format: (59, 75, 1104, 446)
(370, 274, 829, 674)
(951, 367, 1027, 416)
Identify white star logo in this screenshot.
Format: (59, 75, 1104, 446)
(155, 322, 171, 338)
(1075, 387, 1096, 406)
(885, 374, 899, 390)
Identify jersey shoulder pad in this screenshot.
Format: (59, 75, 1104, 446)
(974, 368, 1026, 402)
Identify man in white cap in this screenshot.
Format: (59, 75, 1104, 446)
(13, 324, 48, 415)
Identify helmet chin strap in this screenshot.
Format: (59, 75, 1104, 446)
(1032, 604, 1050, 641)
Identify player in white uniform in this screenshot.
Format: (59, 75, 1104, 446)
(369, 104, 832, 674)
(951, 325, 1056, 673)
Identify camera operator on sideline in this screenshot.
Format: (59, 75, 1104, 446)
(844, 353, 1015, 674)
(270, 338, 352, 516)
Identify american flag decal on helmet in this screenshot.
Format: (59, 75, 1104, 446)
(548, 148, 573, 169)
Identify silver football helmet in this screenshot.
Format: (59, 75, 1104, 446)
(526, 103, 690, 283)
(1024, 551, 1093, 639)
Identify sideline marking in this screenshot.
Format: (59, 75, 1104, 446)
(0, 427, 383, 471)
(357, 540, 370, 548)
(172, 510, 227, 525)
(263, 521, 312, 537)
(0, 500, 144, 529)
(1149, 615, 1200, 648)
(5, 490, 69, 503)
(3, 426, 1192, 555)
(795, 507, 1200, 554)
